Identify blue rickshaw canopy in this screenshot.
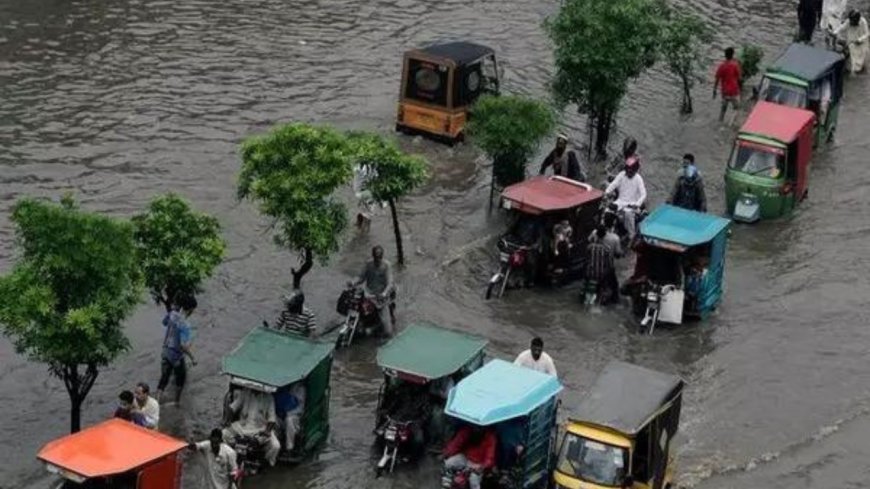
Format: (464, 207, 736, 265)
(640, 205, 731, 248)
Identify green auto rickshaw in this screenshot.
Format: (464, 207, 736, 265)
(724, 101, 815, 223)
(221, 326, 334, 475)
(759, 43, 845, 146)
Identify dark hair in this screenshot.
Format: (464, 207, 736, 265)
(596, 225, 606, 239)
(725, 47, 735, 60)
(136, 382, 150, 394)
(531, 337, 543, 348)
(210, 428, 223, 440)
(683, 153, 695, 163)
(119, 390, 134, 403)
(177, 294, 197, 314)
(372, 245, 384, 256)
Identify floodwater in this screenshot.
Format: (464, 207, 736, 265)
(1, 0, 869, 487)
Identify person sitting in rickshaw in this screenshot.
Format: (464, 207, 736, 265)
(495, 417, 526, 486)
(586, 226, 619, 305)
(685, 254, 710, 311)
(223, 388, 281, 467)
(274, 381, 306, 453)
(552, 219, 574, 273)
(539, 134, 586, 182)
(605, 156, 647, 241)
(443, 424, 497, 489)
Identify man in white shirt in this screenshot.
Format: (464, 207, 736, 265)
(605, 156, 647, 240)
(223, 388, 281, 466)
(514, 337, 557, 377)
(191, 429, 239, 489)
(133, 382, 160, 430)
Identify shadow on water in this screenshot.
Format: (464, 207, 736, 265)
(2, 0, 870, 488)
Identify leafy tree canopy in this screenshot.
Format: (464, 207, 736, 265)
(546, 0, 668, 114)
(466, 94, 557, 162)
(132, 193, 226, 308)
(0, 197, 141, 369)
(238, 123, 354, 265)
(347, 132, 429, 202)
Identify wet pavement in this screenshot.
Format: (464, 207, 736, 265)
(1, 0, 870, 488)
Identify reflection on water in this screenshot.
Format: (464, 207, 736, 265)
(2, 0, 870, 488)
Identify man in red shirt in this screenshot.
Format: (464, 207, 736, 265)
(443, 425, 497, 489)
(713, 47, 742, 123)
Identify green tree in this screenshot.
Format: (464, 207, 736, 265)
(738, 44, 764, 84)
(0, 197, 141, 433)
(661, 10, 712, 114)
(347, 132, 429, 265)
(132, 193, 226, 311)
(238, 123, 354, 289)
(465, 94, 556, 200)
(546, 0, 667, 157)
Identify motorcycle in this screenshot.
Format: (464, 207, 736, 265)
(231, 433, 269, 485)
(639, 282, 677, 335)
(375, 416, 416, 476)
(600, 194, 647, 248)
(336, 283, 391, 347)
(485, 238, 532, 300)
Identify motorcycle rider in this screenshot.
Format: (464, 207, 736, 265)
(604, 156, 647, 241)
(836, 9, 869, 74)
(668, 154, 707, 212)
(353, 245, 396, 336)
(539, 134, 586, 182)
(189, 429, 239, 489)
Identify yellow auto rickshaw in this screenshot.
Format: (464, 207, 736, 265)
(396, 42, 500, 144)
(554, 361, 684, 489)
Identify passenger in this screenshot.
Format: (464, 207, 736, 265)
(837, 10, 869, 74)
(514, 337, 558, 377)
(552, 220, 573, 257)
(189, 428, 239, 489)
(539, 134, 586, 182)
(156, 295, 197, 404)
(713, 47, 742, 123)
(274, 382, 306, 453)
(274, 290, 317, 337)
(223, 388, 281, 467)
(797, 0, 822, 43)
(353, 245, 396, 337)
(685, 255, 710, 309)
(133, 382, 160, 430)
(443, 425, 497, 489)
(668, 154, 707, 213)
(114, 391, 147, 427)
(604, 156, 647, 241)
(822, 0, 849, 47)
(586, 226, 619, 305)
(496, 417, 526, 484)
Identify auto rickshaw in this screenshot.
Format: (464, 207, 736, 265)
(37, 418, 187, 489)
(221, 326, 334, 473)
(627, 205, 731, 334)
(759, 43, 845, 146)
(724, 101, 815, 223)
(486, 176, 604, 299)
(374, 322, 488, 476)
(396, 41, 500, 143)
(554, 361, 684, 489)
(442, 359, 562, 489)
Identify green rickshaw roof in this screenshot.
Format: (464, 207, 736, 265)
(768, 43, 845, 82)
(376, 322, 488, 380)
(221, 327, 334, 387)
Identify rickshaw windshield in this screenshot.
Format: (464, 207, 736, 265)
(405, 59, 449, 106)
(759, 77, 807, 108)
(556, 433, 627, 487)
(728, 141, 785, 178)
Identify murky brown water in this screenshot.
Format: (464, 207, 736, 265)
(2, 0, 870, 488)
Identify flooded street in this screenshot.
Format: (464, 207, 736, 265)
(2, 0, 870, 487)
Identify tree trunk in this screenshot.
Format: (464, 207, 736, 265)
(594, 110, 614, 160)
(291, 248, 313, 289)
(62, 363, 99, 433)
(681, 75, 693, 114)
(388, 198, 404, 265)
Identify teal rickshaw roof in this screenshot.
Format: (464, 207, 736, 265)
(221, 327, 334, 387)
(640, 205, 731, 247)
(445, 359, 563, 426)
(377, 322, 488, 380)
